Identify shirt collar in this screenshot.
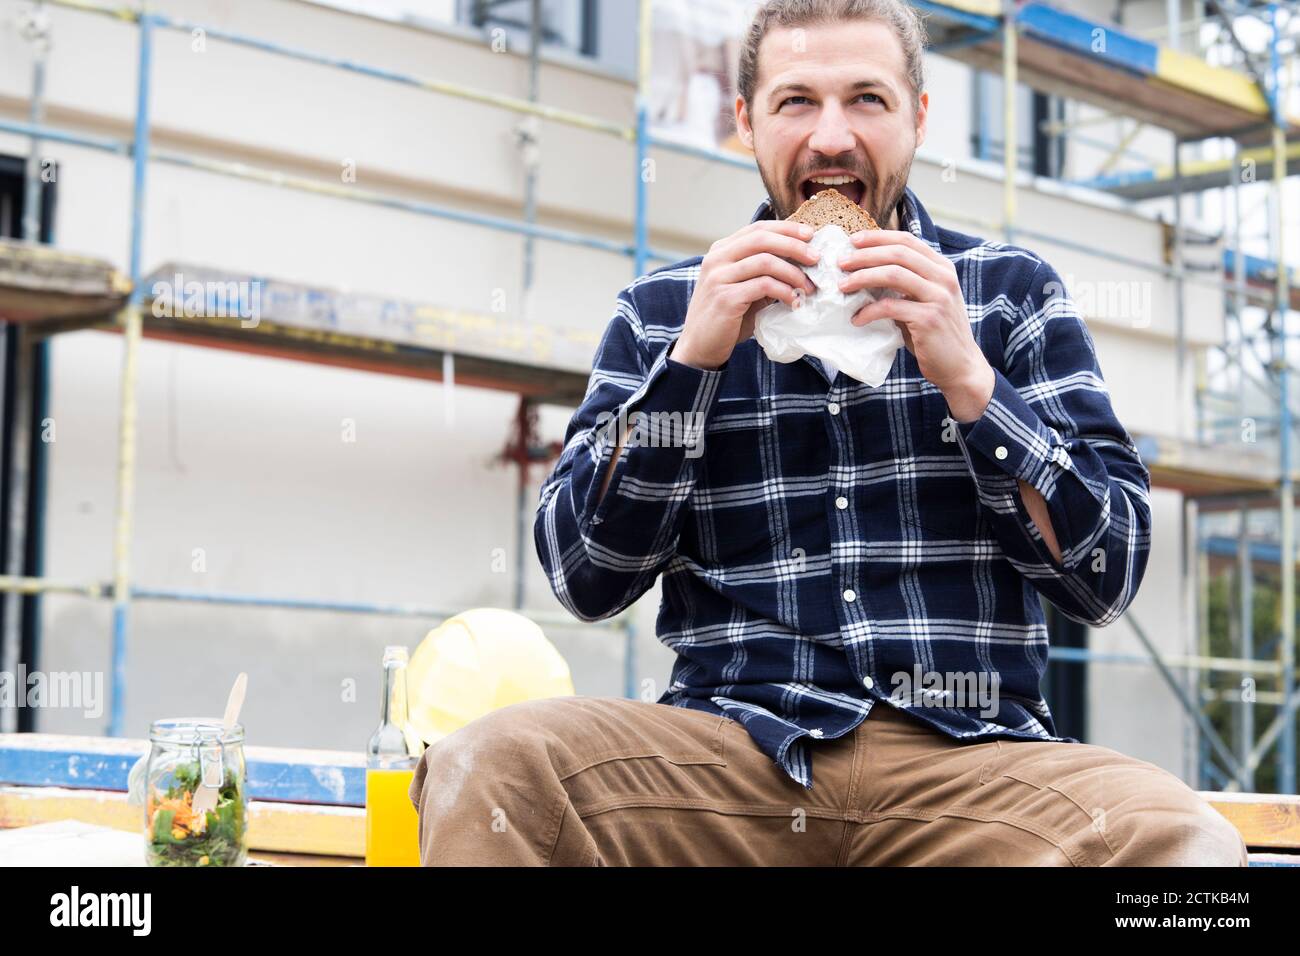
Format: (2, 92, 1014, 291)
(749, 185, 937, 248)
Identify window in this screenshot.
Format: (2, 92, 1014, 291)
(970, 69, 1065, 178)
(462, 0, 597, 57)
(0, 154, 55, 242)
(458, 0, 638, 72)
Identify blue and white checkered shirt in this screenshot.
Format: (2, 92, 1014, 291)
(534, 185, 1152, 790)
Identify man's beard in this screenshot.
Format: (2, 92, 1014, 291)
(758, 153, 913, 226)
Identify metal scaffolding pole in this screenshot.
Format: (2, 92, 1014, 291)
(635, 0, 654, 279)
(618, 0, 660, 699)
(1002, 0, 1016, 244)
(512, 0, 543, 614)
(1268, 2, 1296, 792)
(1174, 137, 1188, 440)
(1239, 505, 1257, 789)
(107, 12, 153, 737)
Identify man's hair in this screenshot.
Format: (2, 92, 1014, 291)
(737, 0, 928, 112)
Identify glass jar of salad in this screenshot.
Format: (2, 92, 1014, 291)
(144, 718, 248, 867)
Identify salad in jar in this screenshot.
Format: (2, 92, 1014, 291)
(143, 719, 248, 866)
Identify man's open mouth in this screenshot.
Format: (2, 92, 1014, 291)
(800, 174, 866, 207)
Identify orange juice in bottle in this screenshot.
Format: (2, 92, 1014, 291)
(365, 645, 424, 866)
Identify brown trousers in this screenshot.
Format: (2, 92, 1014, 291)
(408, 695, 1248, 866)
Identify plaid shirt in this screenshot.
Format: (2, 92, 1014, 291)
(535, 185, 1152, 790)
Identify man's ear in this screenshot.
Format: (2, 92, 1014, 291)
(914, 90, 929, 150)
(735, 95, 754, 151)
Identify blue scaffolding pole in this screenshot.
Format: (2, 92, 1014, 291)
(1267, 2, 1296, 793)
(106, 10, 152, 740)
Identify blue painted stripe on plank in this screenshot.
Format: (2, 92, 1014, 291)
(1223, 249, 1297, 286)
(930, 28, 1003, 56)
(245, 757, 365, 807)
(1068, 168, 1159, 191)
(0, 741, 366, 806)
(910, 0, 1001, 34)
(1017, 3, 1158, 77)
(1204, 535, 1278, 564)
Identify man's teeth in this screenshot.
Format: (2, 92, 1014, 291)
(809, 175, 858, 185)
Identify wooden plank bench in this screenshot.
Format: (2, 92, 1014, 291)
(1199, 791, 1300, 864)
(0, 785, 363, 864)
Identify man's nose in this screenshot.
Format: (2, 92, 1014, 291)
(807, 101, 856, 155)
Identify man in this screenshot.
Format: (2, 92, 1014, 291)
(410, 0, 1247, 866)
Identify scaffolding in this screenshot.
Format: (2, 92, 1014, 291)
(0, 0, 1295, 793)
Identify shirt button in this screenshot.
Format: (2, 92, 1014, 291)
(995, 445, 1008, 460)
(862, 675, 874, 690)
(843, 588, 856, 602)
(835, 496, 848, 510)
(827, 401, 841, 416)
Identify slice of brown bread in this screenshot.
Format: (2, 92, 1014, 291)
(787, 188, 879, 233)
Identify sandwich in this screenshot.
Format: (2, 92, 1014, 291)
(787, 187, 879, 233)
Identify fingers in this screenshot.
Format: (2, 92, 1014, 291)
(839, 263, 931, 300)
(849, 228, 945, 266)
(731, 275, 806, 312)
(737, 307, 759, 343)
(839, 237, 955, 289)
(848, 230, 960, 297)
(750, 219, 818, 241)
(715, 221, 822, 268)
(849, 296, 919, 357)
(721, 252, 816, 296)
(850, 294, 929, 327)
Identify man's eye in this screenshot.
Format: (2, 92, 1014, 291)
(858, 93, 883, 105)
(781, 96, 811, 108)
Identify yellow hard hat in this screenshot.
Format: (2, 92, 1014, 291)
(405, 608, 574, 744)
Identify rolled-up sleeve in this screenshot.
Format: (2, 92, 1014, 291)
(534, 288, 725, 622)
(948, 258, 1152, 627)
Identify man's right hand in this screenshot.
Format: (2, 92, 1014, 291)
(672, 220, 821, 370)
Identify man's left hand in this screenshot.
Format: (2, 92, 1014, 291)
(838, 229, 994, 423)
(839, 230, 1063, 564)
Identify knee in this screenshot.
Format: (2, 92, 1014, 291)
(439, 697, 579, 760)
(412, 698, 575, 816)
(1115, 798, 1248, 867)
(428, 698, 566, 760)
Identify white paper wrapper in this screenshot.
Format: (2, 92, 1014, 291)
(753, 223, 903, 387)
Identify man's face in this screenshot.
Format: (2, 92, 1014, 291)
(736, 19, 928, 226)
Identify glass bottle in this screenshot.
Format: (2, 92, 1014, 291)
(365, 645, 424, 865)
